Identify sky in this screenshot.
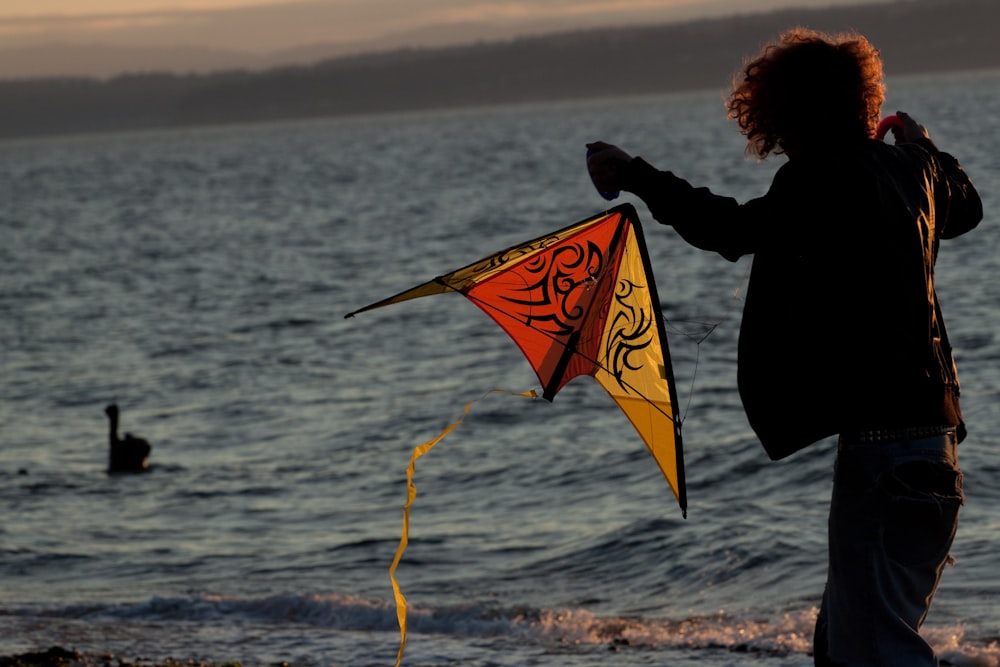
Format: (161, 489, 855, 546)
(0, 0, 884, 78)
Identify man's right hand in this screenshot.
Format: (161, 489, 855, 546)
(586, 141, 633, 195)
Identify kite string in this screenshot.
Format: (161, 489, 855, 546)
(665, 258, 751, 424)
(389, 388, 538, 667)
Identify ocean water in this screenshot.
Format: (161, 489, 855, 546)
(2, 68, 999, 667)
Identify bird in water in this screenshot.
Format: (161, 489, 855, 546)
(105, 404, 151, 473)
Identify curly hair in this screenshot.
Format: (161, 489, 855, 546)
(727, 28, 885, 159)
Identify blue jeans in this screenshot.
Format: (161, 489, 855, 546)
(814, 430, 963, 666)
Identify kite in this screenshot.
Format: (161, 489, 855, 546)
(346, 202, 685, 507)
(345, 203, 686, 664)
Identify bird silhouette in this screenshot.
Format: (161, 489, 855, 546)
(105, 404, 151, 473)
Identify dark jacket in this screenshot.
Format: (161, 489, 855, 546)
(624, 137, 982, 459)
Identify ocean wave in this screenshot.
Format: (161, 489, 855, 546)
(7, 593, 998, 662)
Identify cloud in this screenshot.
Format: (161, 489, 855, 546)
(0, 0, 887, 69)
(0, 0, 707, 51)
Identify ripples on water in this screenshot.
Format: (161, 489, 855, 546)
(2, 69, 999, 665)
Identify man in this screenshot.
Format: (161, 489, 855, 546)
(586, 28, 982, 666)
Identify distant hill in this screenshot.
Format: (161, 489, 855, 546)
(0, 43, 264, 81)
(1, 0, 997, 139)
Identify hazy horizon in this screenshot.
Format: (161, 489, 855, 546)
(1, 0, 892, 79)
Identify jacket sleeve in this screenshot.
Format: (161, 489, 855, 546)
(912, 138, 983, 240)
(620, 156, 793, 262)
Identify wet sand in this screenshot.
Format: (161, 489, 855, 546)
(0, 647, 283, 667)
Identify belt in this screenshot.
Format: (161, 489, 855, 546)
(840, 425, 955, 445)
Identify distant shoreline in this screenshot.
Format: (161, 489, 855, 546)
(0, 0, 996, 140)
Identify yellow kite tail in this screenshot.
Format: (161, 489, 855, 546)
(389, 389, 537, 667)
